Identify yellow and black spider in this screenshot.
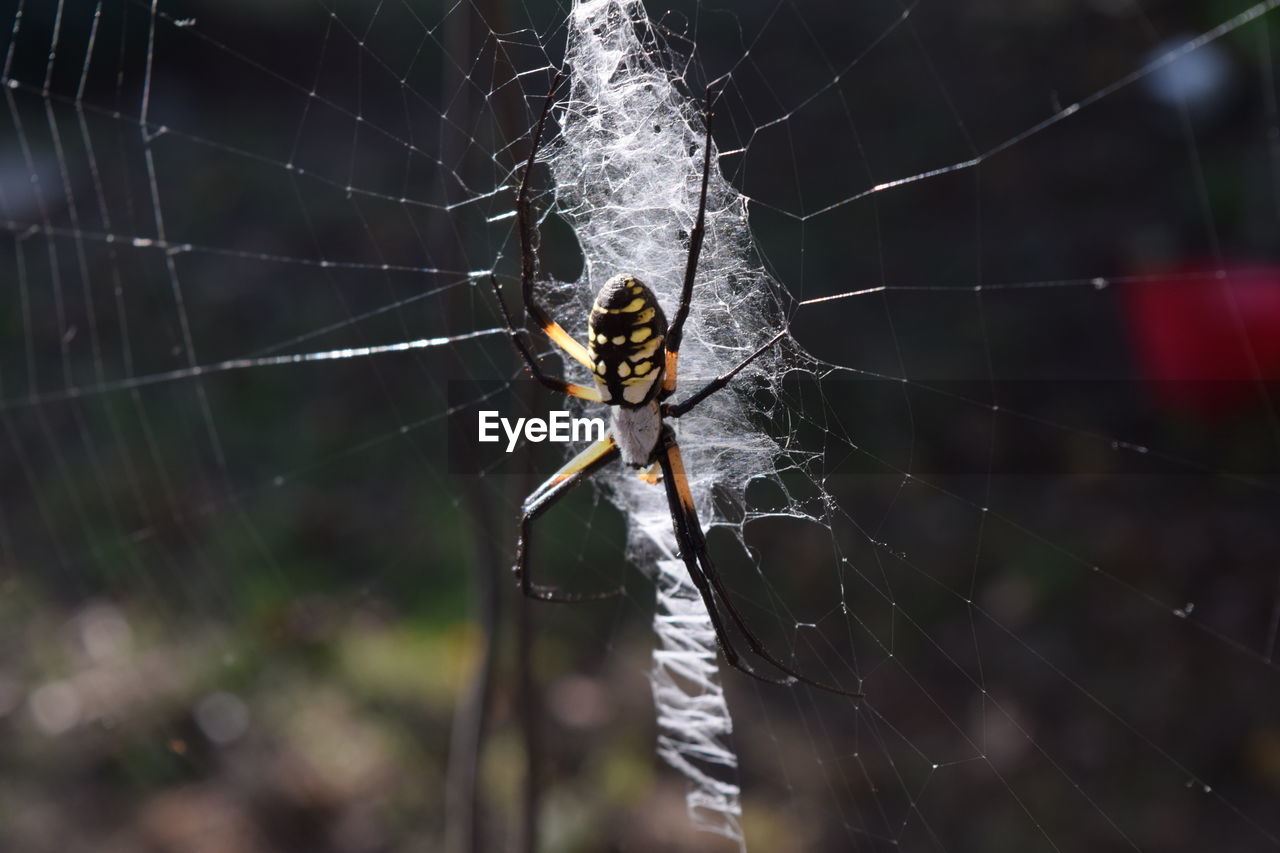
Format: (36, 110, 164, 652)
(490, 75, 860, 698)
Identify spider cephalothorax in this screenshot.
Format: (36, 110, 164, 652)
(488, 74, 860, 698)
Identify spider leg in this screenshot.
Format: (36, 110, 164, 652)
(662, 84, 718, 396)
(517, 73, 596, 372)
(490, 276, 603, 402)
(656, 429, 863, 698)
(663, 330, 786, 418)
(516, 436, 623, 602)
(655, 437, 793, 690)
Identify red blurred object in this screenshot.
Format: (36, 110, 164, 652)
(1123, 263, 1280, 418)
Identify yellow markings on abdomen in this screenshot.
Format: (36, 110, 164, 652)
(605, 297, 646, 313)
(629, 337, 661, 361)
(587, 273, 669, 408)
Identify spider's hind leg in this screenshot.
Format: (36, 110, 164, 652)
(662, 84, 719, 396)
(663, 329, 787, 419)
(489, 276, 603, 403)
(514, 74, 597, 373)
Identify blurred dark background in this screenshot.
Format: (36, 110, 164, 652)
(1, 0, 1279, 851)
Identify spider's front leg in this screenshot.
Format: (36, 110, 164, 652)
(513, 436, 624, 602)
(655, 428, 863, 697)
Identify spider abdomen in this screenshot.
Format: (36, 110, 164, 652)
(587, 274, 667, 407)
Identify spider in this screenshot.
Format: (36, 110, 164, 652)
(490, 74, 860, 698)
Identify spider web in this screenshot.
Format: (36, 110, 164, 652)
(2, 0, 1279, 851)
